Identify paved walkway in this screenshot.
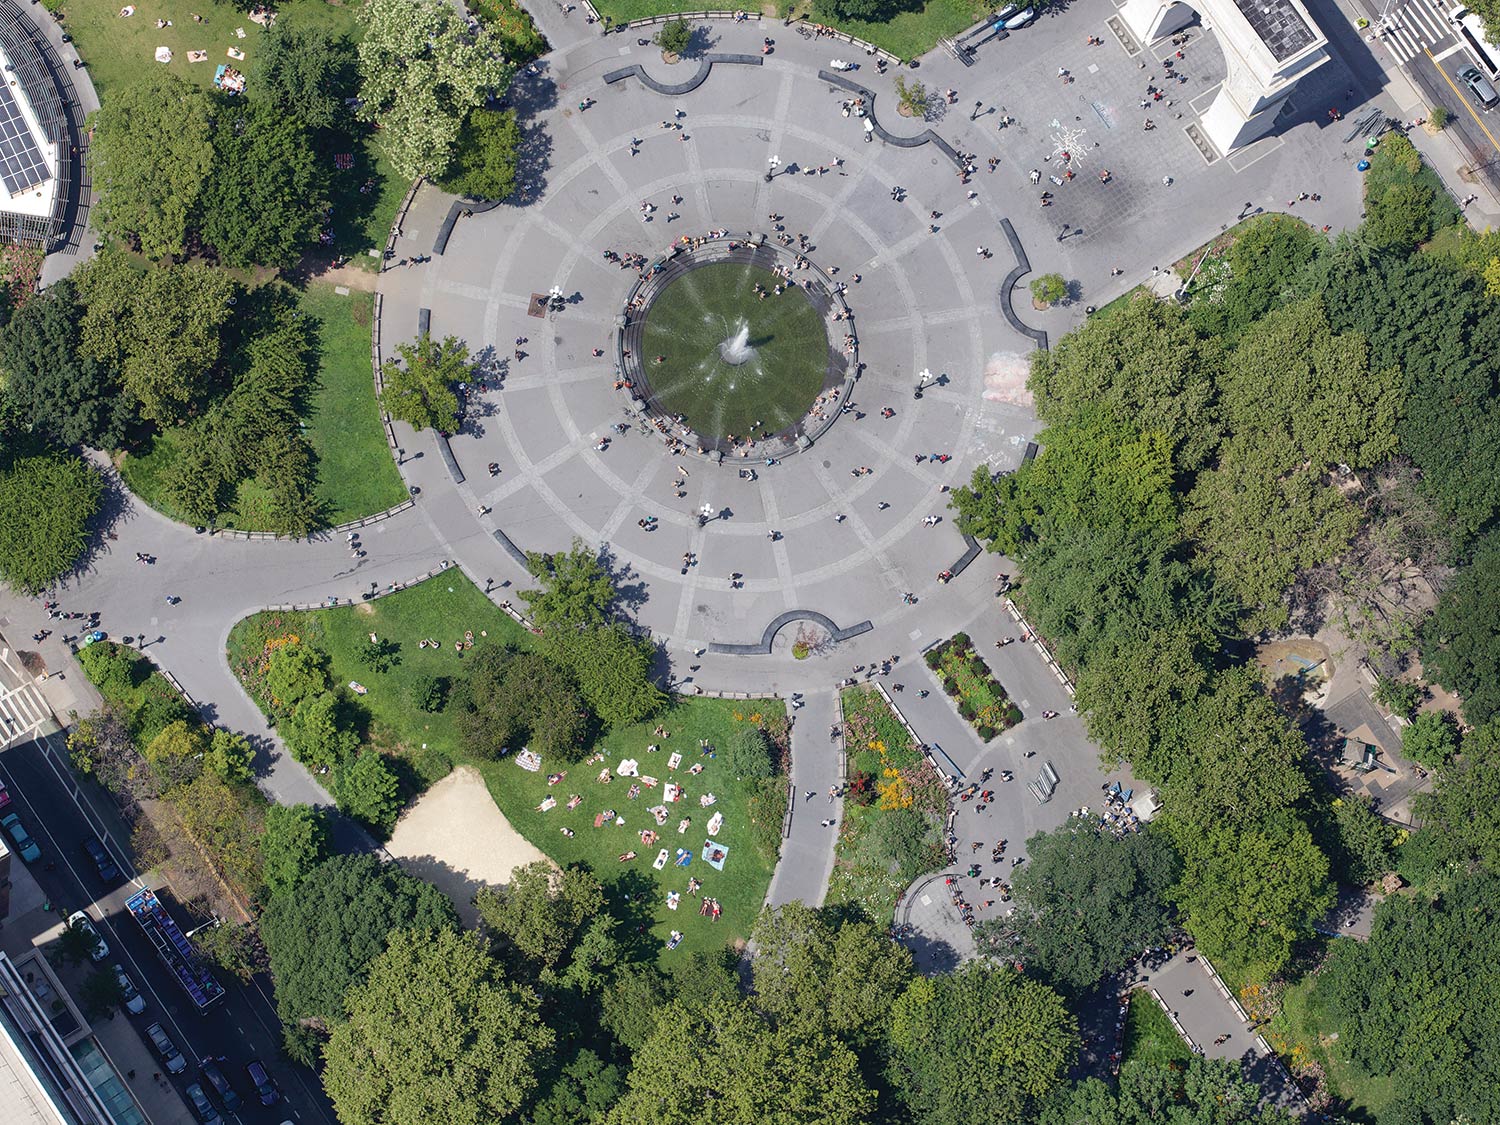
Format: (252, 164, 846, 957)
(766, 689, 842, 907)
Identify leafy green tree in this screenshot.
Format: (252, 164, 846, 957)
(474, 861, 602, 975)
(74, 250, 237, 426)
(0, 280, 130, 448)
(979, 824, 1180, 993)
(438, 107, 520, 201)
(522, 540, 618, 631)
(285, 692, 354, 771)
(1188, 213, 1327, 344)
(653, 17, 691, 54)
(0, 451, 102, 594)
(749, 902, 913, 1049)
(1328, 795, 1395, 886)
(174, 770, 267, 894)
(451, 645, 592, 760)
(356, 0, 514, 180)
(357, 636, 400, 674)
(77, 967, 126, 1020)
(1422, 536, 1500, 726)
(407, 672, 446, 713)
(379, 333, 465, 432)
(1373, 676, 1422, 720)
(67, 707, 144, 801)
(1313, 872, 1500, 1125)
(252, 16, 357, 130)
(260, 804, 329, 899)
(262, 853, 457, 1028)
(599, 962, 671, 1052)
(334, 751, 403, 835)
(1030, 273, 1067, 305)
(1365, 181, 1437, 250)
(887, 963, 1076, 1125)
(529, 1048, 624, 1125)
(198, 102, 326, 268)
(1169, 814, 1332, 980)
(1029, 295, 1223, 471)
(1040, 1057, 1293, 1125)
(264, 641, 331, 712)
(864, 805, 944, 882)
(722, 724, 774, 780)
(87, 76, 213, 258)
(75, 643, 145, 701)
(1404, 719, 1500, 887)
(192, 920, 269, 983)
(608, 997, 874, 1125)
(545, 624, 665, 730)
(144, 719, 209, 790)
(206, 728, 255, 784)
(1402, 710, 1459, 770)
(324, 927, 554, 1125)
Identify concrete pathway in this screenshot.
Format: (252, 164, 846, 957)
(765, 689, 842, 907)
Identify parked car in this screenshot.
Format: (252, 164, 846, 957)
(66, 911, 109, 962)
(245, 1059, 279, 1105)
(1003, 6, 1036, 27)
(82, 836, 119, 882)
(199, 1058, 241, 1111)
(184, 1082, 222, 1124)
(145, 1022, 187, 1074)
(1, 812, 40, 862)
(0, 779, 11, 810)
(112, 964, 145, 1015)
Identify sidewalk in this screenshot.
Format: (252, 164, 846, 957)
(765, 689, 842, 907)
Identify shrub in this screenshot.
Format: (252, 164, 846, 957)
(654, 18, 691, 55)
(1430, 105, 1451, 129)
(863, 807, 942, 881)
(1030, 273, 1068, 304)
(894, 75, 929, 118)
(77, 642, 146, 701)
(723, 725, 775, 780)
(408, 673, 447, 713)
(1402, 710, 1459, 770)
(1373, 677, 1422, 721)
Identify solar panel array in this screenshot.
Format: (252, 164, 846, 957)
(0, 79, 49, 195)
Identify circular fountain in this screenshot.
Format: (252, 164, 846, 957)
(623, 243, 851, 455)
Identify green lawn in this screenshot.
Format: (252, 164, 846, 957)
(589, 0, 989, 58)
(1123, 991, 1192, 1067)
(827, 686, 948, 922)
(1265, 968, 1399, 1119)
(300, 283, 407, 522)
(118, 282, 403, 531)
(228, 572, 782, 959)
(640, 261, 829, 441)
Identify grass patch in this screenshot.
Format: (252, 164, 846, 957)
(1264, 966, 1399, 1119)
(1091, 286, 1148, 323)
(118, 282, 403, 531)
(1122, 991, 1192, 1067)
(228, 572, 781, 960)
(825, 801, 914, 923)
(640, 261, 829, 440)
(300, 283, 407, 523)
(841, 684, 920, 773)
(586, 0, 988, 58)
(1362, 136, 1461, 235)
(925, 633, 1021, 739)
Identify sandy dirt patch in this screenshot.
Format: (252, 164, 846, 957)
(387, 766, 554, 925)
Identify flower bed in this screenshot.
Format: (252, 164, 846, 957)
(925, 633, 1021, 740)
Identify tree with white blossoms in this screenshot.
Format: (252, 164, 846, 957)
(357, 0, 514, 181)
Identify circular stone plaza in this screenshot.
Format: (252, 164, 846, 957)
(376, 5, 1364, 664)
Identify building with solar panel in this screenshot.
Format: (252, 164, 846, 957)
(0, 0, 83, 251)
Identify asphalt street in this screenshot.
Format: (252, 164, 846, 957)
(0, 731, 338, 1125)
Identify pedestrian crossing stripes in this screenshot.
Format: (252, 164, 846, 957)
(1377, 0, 1453, 66)
(0, 681, 48, 746)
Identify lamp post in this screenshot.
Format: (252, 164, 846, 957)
(765, 155, 780, 182)
(548, 285, 565, 312)
(971, 99, 983, 121)
(914, 368, 932, 399)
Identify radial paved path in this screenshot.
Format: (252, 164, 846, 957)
(766, 689, 843, 907)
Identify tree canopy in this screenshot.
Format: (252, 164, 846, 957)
(357, 0, 514, 180)
(1421, 532, 1500, 726)
(252, 15, 358, 131)
(379, 333, 465, 432)
(451, 644, 593, 760)
(887, 963, 1076, 1125)
(323, 927, 554, 1125)
(979, 824, 1180, 993)
(261, 853, 457, 1028)
(87, 76, 213, 259)
(0, 450, 102, 594)
(438, 107, 522, 202)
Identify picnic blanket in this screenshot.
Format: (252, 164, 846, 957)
(707, 811, 723, 836)
(515, 749, 542, 772)
(652, 849, 669, 870)
(701, 841, 729, 870)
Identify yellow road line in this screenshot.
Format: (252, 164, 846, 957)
(1427, 47, 1500, 153)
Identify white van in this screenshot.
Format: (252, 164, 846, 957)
(1450, 6, 1500, 76)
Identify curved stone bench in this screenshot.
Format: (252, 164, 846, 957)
(997, 217, 1048, 349)
(709, 609, 873, 655)
(603, 52, 763, 97)
(817, 71, 965, 169)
